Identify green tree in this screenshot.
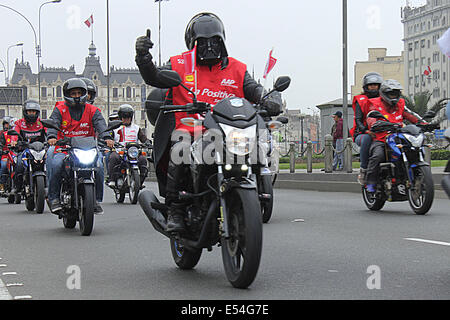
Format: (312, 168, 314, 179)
(403, 90, 449, 116)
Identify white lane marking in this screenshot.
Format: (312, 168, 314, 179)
(0, 264, 7, 267)
(14, 295, 32, 300)
(404, 238, 450, 247)
(5, 283, 23, 287)
(2, 272, 17, 276)
(0, 278, 13, 300)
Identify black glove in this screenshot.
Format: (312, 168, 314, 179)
(136, 29, 154, 56)
(262, 91, 283, 117)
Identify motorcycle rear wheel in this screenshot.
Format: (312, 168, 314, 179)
(362, 187, 386, 211)
(221, 188, 262, 289)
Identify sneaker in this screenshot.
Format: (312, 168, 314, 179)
(49, 199, 62, 213)
(366, 184, 376, 193)
(357, 168, 367, 185)
(94, 202, 104, 215)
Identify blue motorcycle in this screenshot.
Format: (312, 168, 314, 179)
(362, 110, 438, 215)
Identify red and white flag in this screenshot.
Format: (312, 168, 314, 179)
(182, 44, 197, 83)
(263, 49, 277, 79)
(423, 65, 432, 76)
(84, 14, 94, 28)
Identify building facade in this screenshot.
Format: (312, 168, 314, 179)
(402, 0, 450, 107)
(2, 42, 152, 135)
(351, 48, 405, 97)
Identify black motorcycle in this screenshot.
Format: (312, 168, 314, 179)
(441, 128, 450, 198)
(362, 110, 438, 214)
(139, 69, 290, 288)
(43, 119, 121, 236)
(107, 141, 149, 204)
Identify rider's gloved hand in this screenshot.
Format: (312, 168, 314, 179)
(136, 29, 154, 56)
(48, 138, 57, 146)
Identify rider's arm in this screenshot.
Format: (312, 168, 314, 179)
(403, 107, 423, 124)
(91, 109, 110, 141)
(243, 71, 264, 104)
(136, 55, 177, 89)
(137, 128, 149, 144)
(354, 101, 368, 133)
(47, 108, 63, 140)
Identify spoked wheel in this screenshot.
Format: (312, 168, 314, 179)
(129, 170, 140, 204)
(221, 188, 262, 289)
(79, 184, 95, 236)
(408, 166, 434, 215)
(170, 238, 202, 270)
(362, 186, 386, 211)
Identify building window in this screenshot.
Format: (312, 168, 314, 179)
(56, 85, 62, 98)
(41, 109, 47, 119)
(113, 88, 118, 98)
(41, 87, 47, 99)
(126, 86, 131, 99)
(141, 85, 146, 101)
(408, 43, 413, 51)
(421, 39, 425, 48)
(0, 109, 5, 118)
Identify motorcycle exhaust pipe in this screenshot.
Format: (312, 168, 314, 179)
(138, 190, 169, 236)
(442, 175, 450, 199)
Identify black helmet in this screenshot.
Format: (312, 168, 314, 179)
(362, 72, 383, 98)
(185, 12, 228, 63)
(23, 99, 41, 123)
(63, 78, 88, 108)
(2, 116, 12, 129)
(117, 104, 134, 121)
(380, 79, 403, 107)
(81, 77, 97, 104)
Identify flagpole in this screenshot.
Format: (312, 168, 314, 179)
(158, 0, 161, 66)
(106, 0, 110, 117)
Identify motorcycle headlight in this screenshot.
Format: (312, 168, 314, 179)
(403, 133, 424, 148)
(30, 149, 46, 161)
(219, 124, 256, 156)
(73, 148, 98, 165)
(127, 146, 139, 159)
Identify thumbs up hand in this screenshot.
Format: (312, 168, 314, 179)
(136, 29, 154, 55)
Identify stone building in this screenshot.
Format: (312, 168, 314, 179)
(3, 42, 152, 135)
(351, 48, 405, 97)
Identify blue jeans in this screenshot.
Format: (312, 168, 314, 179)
(47, 148, 104, 202)
(0, 158, 7, 184)
(332, 139, 344, 170)
(355, 134, 372, 169)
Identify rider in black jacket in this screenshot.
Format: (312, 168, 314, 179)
(135, 12, 282, 232)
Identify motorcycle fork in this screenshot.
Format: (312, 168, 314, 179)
(216, 152, 230, 239)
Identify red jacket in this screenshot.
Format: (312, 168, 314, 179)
(170, 55, 246, 135)
(367, 97, 420, 142)
(56, 103, 98, 139)
(14, 118, 47, 143)
(350, 94, 370, 140)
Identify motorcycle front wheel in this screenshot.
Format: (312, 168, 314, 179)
(79, 184, 95, 236)
(221, 188, 262, 289)
(129, 169, 140, 204)
(408, 166, 434, 215)
(35, 176, 45, 214)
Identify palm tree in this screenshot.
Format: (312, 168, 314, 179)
(402, 90, 449, 118)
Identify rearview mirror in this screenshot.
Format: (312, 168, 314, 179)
(104, 120, 123, 133)
(276, 116, 289, 124)
(422, 110, 436, 119)
(41, 119, 61, 131)
(274, 76, 291, 92)
(159, 70, 182, 87)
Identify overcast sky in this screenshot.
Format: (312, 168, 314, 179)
(0, 0, 427, 113)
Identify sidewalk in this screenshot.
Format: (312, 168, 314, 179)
(275, 167, 449, 199)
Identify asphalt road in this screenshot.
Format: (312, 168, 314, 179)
(0, 183, 449, 300)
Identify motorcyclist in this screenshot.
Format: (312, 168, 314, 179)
(10, 100, 47, 195)
(365, 80, 426, 193)
(107, 104, 151, 188)
(80, 77, 97, 104)
(0, 117, 14, 192)
(351, 72, 383, 185)
(135, 12, 282, 232)
(46, 78, 113, 213)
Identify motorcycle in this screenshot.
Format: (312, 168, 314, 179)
(42, 119, 121, 236)
(362, 110, 438, 215)
(0, 139, 19, 204)
(441, 128, 450, 198)
(107, 141, 149, 204)
(6, 129, 50, 213)
(138, 69, 291, 288)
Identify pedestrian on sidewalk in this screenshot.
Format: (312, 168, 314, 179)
(332, 111, 344, 171)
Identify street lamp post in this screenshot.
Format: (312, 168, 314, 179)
(38, 0, 62, 104)
(7, 43, 24, 85)
(0, 58, 7, 84)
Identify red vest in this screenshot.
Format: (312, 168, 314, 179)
(1, 131, 18, 152)
(170, 55, 246, 135)
(367, 97, 406, 142)
(56, 103, 98, 139)
(14, 118, 46, 142)
(350, 94, 370, 140)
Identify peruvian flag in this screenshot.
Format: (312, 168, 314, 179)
(84, 14, 94, 28)
(263, 48, 277, 79)
(423, 65, 432, 76)
(182, 43, 197, 79)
